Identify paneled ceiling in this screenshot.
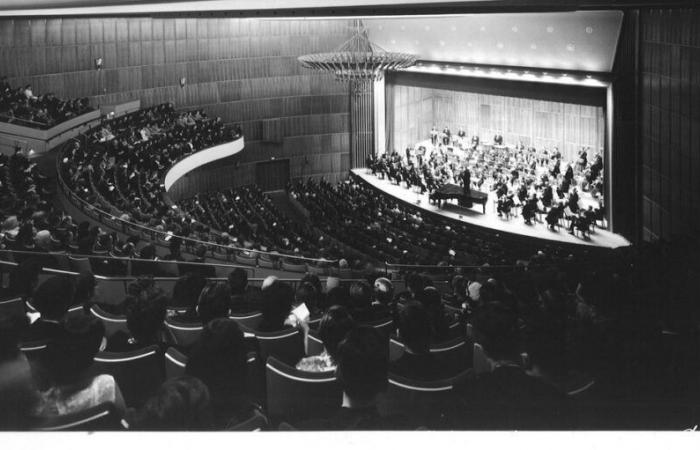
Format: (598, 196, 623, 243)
(365, 11, 623, 72)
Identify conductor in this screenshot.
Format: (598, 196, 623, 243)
(460, 167, 473, 208)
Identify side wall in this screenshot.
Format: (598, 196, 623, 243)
(0, 17, 352, 189)
(639, 8, 700, 241)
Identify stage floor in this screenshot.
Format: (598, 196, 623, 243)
(351, 169, 631, 249)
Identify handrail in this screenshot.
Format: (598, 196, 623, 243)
(56, 136, 337, 265)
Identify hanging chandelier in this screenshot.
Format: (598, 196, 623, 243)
(298, 21, 417, 90)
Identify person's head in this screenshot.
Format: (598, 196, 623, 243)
(194, 244, 207, 259)
(405, 273, 425, 297)
(318, 306, 355, 363)
(32, 275, 74, 321)
(134, 376, 211, 430)
(295, 282, 320, 314)
(260, 281, 294, 328)
(171, 272, 206, 310)
(124, 291, 167, 343)
(335, 326, 388, 404)
(45, 315, 105, 385)
(472, 302, 519, 361)
(73, 271, 96, 305)
(300, 274, 322, 296)
(227, 268, 248, 295)
(373, 277, 394, 305)
(196, 282, 231, 324)
(185, 319, 246, 402)
(139, 244, 157, 260)
(0, 318, 38, 429)
(325, 285, 350, 308)
(34, 230, 52, 251)
(397, 301, 431, 354)
(348, 281, 372, 310)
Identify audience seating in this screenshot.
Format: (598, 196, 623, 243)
(379, 370, 472, 429)
(90, 305, 129, 337)
(265, 356, 341, 424)
(68, 255, 92, 273)
(19, 339, 49, 363)
(31, 402, 126, 431)
(280, 261, 306, 273)
(164, 319, 203, 349)
(245, 327, 304, 366)
(305, 329, 324, 357)
(364, 317, 395, 339)
(90, 345, 164, 408)
(164, 346, 188, 380)
(227, 409, 269, 431)
(229, 311, 263, 330)
(0, 296, 23, 319)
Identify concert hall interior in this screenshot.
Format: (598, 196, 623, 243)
(0, 0, 699, 434)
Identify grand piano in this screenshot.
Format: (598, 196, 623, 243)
(429, 183, 488, 214)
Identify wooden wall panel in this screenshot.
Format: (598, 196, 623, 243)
(0, 17, 353, 185)
(639, 8, 700, 242)
(391, 85, 603, 162)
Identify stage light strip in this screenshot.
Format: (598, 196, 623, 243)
(0, 0, 498, 17)
(401, 64, 610, 88)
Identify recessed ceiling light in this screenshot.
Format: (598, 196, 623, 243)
(439, 40, 445, 46)
(425, 25, 431, 31)
(546, 26, 554, 33)
(512, 26, 518, 32)
(566, 43, 576, 52)
(531, 43, 537, 50)
(496, 42, 504, 49)
(586, 26, 594, 34)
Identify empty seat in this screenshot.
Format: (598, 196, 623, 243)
(227, 409, 269, 431)
(229, 311, 263, 330)
(164, 346, 188, 379)
(281, 261, 307, 273)
(379, 370, 471, 429)
(20, 340, 49, 364)
(31, 402, 126, 431)
(0, 296, 24, 319)
(90, 305, 129, 338)
(265, 356, 341, 424)
(90, 345, 164, 408)
(305, 329, 324, 357)
(68, 255, 92, 273)
(235, 253, 258, 267)
(164, 319, 203, 349)
(246, 328, 304, 366)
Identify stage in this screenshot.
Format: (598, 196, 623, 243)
(351, 169, 631, 249)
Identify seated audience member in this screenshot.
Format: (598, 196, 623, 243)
(33, 316, 126, 417)
(299, 326, 404, 430)
(23, 276, 74, 342)
(421, 286, 451, 342)
(454, 303, 567, 429)
(180, 244, 216, 278)
(260, 275, 278, 291)
(106, 291, 168, 352)
(294, 281, 322, 321)
(6, 258, 42, 303)
(185, 319, 255, 428)
(130, 376, 213, 430)
(325, 285, 350, 309)
(257, 281, 295, 332)
(131, 244, 168, 277)
(0, 318, 39, 429)
(349, 281, 389, 323)
(196, 282, 231, 325)
(169, 272, 206, 312)
(297, 306, 355, 372)
(392, 301, 460, 380)
(372, 277, 394, 309)
(228, 268, 261, 313)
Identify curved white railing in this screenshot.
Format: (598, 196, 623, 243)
(164, 136, 245, 191)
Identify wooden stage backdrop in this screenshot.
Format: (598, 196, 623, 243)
(390, 84, 605, 164)
(0, 18, 354, 193)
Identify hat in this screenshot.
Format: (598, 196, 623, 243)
(373, 277, 392, 293)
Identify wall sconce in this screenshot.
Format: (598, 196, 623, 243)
(94, 57, 103, 70)
(179, 77, 187, 88)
